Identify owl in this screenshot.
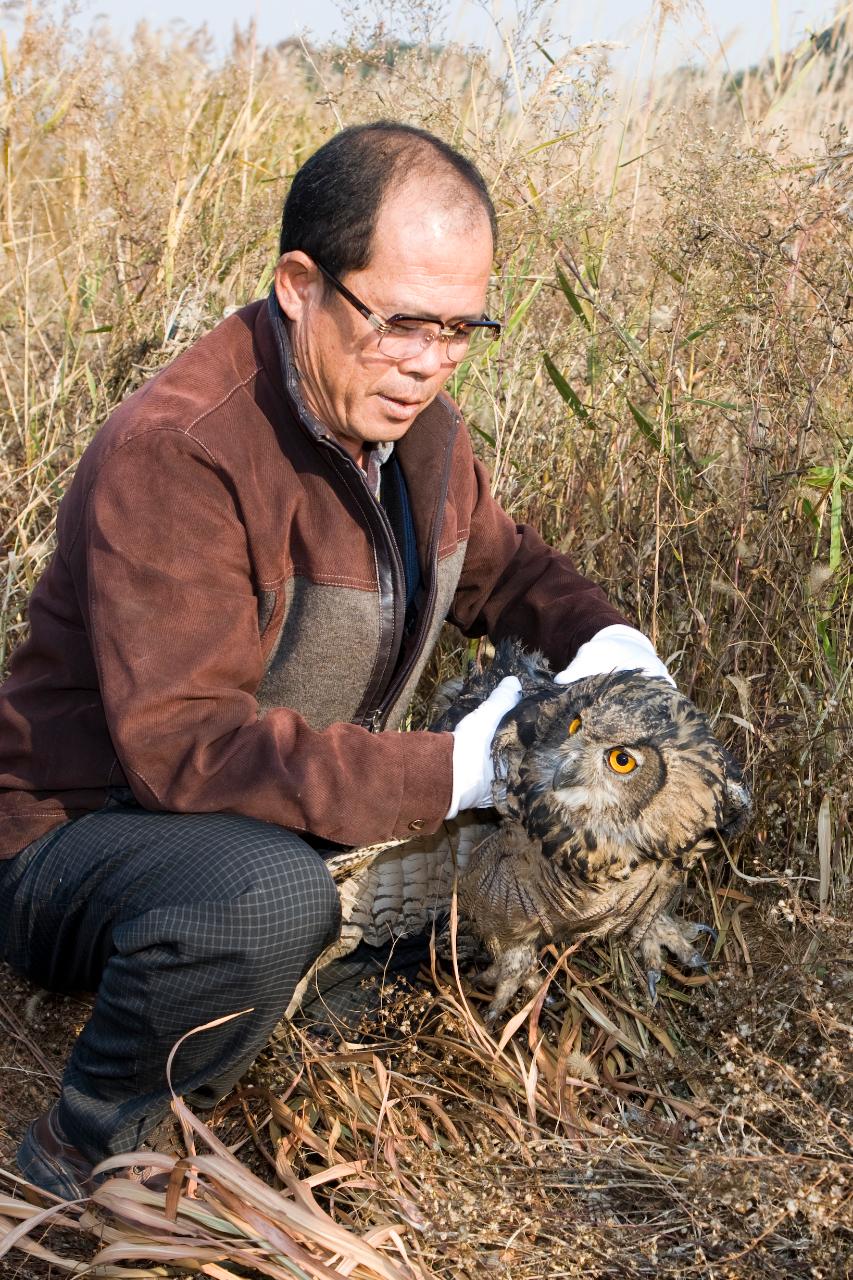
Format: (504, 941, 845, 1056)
(436, 641, 751, 1017)
(286, 642, 751, 1023)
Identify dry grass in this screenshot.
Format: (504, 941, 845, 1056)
(0, 2, 851, 1276)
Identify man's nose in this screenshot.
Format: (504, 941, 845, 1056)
(396, 335, 454, 379)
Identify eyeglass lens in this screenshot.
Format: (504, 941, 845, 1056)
(377, 323, 476, 363)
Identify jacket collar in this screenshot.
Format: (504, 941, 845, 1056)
(266, 291, 398, 495)
(266, 289, 335, 445)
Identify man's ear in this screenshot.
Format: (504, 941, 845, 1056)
(274, 252, 321, 322)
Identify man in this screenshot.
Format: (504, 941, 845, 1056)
(0, 122, 670, 1198)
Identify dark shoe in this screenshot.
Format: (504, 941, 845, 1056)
(17, 1104, 173, 1200)
(17, 1105, 93, 1200)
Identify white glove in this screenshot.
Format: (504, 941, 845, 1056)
(554, 624, 675, 687)
(445, 676, 523, 819)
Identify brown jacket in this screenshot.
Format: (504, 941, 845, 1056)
(0, 298, 627, 857)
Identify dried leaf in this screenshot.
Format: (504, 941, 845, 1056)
(817, 793, 832, 910)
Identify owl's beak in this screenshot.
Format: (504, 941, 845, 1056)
(552, 752, 581, 791)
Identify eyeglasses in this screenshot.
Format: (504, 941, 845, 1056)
(314, 260, 501, 364)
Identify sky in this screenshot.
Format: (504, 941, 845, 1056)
(9, 0, 848, 72)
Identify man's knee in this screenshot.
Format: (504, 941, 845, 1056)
(266, 839, 342, 953)
(109, 819, 341, 987)
(221, 829, 341, 963)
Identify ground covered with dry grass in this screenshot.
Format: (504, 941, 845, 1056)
(1, 912, 850, 1278)
(0, 2, 851, 1276)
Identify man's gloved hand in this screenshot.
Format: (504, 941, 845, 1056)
(445, 676, 523, 819)
(555, 624, 675, 687)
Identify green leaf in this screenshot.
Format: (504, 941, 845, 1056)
(543, 352, 589, 420)
(255, 259, 276, 297)
(627, 398, 662, 451)
(471, 423, 496, 447)
(684, 396, 741, 411)
(829, 464, 842, 574)
(815, 616, 837, 670)
(504, 278, 542, 336)
(618, 143, 665, 169)
(801, 497, 819, 529)
(684, 320, 721, 342)
(586, 343, 600, 391)
(649, 254, 685, 286)
(555, 267, 592, 331)
(670, 416, 684, 448)
(805, 464, 853, 491)
(525, 128, 579, 155)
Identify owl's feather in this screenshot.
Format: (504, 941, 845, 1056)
(452, 640, 751, 1015)
(287, 640, 752, 1021)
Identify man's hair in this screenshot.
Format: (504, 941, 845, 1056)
(279, 121, 497, 277)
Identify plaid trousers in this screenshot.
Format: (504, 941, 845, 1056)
(0, 795, 342, 1162)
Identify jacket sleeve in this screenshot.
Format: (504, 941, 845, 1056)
(79, 430, 453, 846)
(448, 431, 630, 669)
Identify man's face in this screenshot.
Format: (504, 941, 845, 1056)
(275, 184, 494, 464)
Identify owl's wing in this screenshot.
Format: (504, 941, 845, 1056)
(430, 639, 554, 732)
(285, 813, 496, 1017)
(342, 816, 495, 946)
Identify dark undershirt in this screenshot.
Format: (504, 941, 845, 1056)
(379, 449, 423, 643)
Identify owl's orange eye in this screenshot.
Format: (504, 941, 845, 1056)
(568, 716, 582, 736)
(608, 748, 637, 774)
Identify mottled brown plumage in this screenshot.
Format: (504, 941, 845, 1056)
(441, 641, 751, 1015)
(287, 640, 751, 1022)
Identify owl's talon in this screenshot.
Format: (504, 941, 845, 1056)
(691, 923, 718, 944)
(646, 968, 661, 1002)
(688, 950, 711, 973)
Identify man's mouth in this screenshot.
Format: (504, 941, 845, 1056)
(377, 393, 424, 420)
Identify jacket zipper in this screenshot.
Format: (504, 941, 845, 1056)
(312, 436, 408, 729)
(363, 411, 459, 732)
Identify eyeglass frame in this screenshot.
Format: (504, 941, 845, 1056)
(313, 259, 501, 360)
